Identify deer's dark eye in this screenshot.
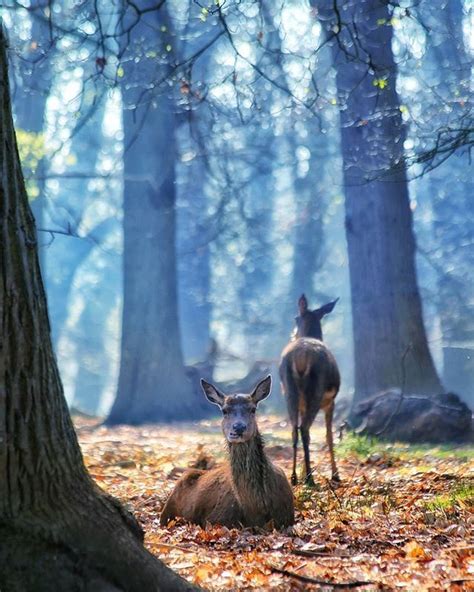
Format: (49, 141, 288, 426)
(222, 409, 229, 416)
(250, 408, 256, 414)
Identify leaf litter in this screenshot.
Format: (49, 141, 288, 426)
(76, 414, 474, 590)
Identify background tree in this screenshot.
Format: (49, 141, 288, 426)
(415, 0, 473, 406)
(107, 2, 197, 424)
(11, 0, 54, 245)
(176, 5, 216, 364)
(314, 0, 443, 408)
(0, 26, 195, 591)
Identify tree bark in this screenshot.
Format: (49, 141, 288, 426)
(0, 24, 196, 591)
(107, 4, 196, 424)
(314, 0, 443, 407)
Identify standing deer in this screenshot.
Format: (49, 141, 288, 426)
(280, 294, 340, 485)
(160, 375, 294, 529)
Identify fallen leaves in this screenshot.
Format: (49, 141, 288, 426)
(75, 414, 474, 590)
(404, 540, 432, 561)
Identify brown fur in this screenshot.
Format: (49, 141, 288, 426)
(160, 380, 294, 529)
(280, 296, 341, 485)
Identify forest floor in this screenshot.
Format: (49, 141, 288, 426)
(75, 414, 474, 591)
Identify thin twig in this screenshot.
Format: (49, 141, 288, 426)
(292, 549, 352, 559)
(269, 565, 373, 588)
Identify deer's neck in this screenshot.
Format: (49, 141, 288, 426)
(228, 432, 272, 514)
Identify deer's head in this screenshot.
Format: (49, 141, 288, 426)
(200, 376, 272, 443)
(294, 294, 338, 340)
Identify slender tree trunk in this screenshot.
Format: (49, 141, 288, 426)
(238, 3, 282, 356)
(288, 20, 335, 308)
(46, 92, 107, 346)
(0, 25, 196, 591)
(177, 140, 211, 362)
(13, 0, 53, 262)
(107, 4, 195, 424)
(314, 0, 442, 407)
(73, 260, 117, 415)
(238, 163, 275, 353)
(176, 13, 214, 364)
(291, 170, 325, 302)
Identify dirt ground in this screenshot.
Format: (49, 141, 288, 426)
(76, 414, 474, 591)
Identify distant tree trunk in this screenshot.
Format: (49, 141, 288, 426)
(0, 26, 195, 591)
(177, 180, 212, 363)
(73, 253, 118, 415)
(176, 14, 214, 364)
(107, 4, 195, 424)
(46, 92, 106, 347)
(289, 38, 334, 308)
(418, 0, 473, 405)
(237, 3, 281, 356)
(315, 0, 442, 407)
(291, 170, 324, 302)
(238, 160, 275, 353)
(13, 0, 53, 254)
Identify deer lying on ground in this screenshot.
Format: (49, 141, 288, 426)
(280, 294, 340, 485)
(160, 376, 294, 529)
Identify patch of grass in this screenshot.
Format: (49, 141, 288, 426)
(405, 444, 474, 461)
(337, 432, 474, 461)
(424, 480, 474, 516)
(336, 433, 387, 458)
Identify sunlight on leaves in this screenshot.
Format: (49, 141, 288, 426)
(16, 129, 46, 200)
(373, 78, 388, 89)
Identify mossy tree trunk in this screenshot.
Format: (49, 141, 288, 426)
(0, 25, 196, 592)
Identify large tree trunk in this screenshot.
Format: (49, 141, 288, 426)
(0, 25, 195, 591)
(315, 0, 442, 407)
(107, 4, 195, 424)
(417, 0, 473, 407)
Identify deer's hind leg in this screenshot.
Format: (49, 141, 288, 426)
(281, 366, 300, 486)
(300, 398, 320, 487)
(291, 424, 299, 486)
(300, 383, 326, 486)
(288, 395, 299, 486)
(324, 396, 340, 482)
(300, 424, 314, 486)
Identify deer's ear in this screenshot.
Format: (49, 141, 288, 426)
(200, 379, 225, 407)
(251, 375, 272, 404)
(298, 294, 308, 315)
(314, 298, 339, 318)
